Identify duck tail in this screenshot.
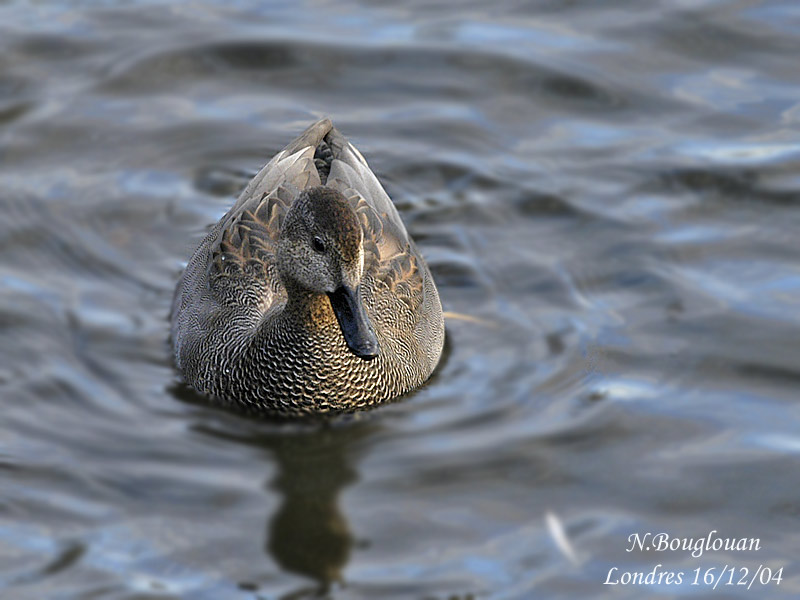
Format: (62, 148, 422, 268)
(324, 124, 369, 168)
(282, 118, 333, 156)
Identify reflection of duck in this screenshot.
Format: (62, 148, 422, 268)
(261, 422, 374, 589)
(171, 119, 444, 415)
(185, 414, 374, 590)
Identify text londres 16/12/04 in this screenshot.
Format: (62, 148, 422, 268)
(603, 531, 783, 590)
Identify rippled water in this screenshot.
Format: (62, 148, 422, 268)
(2, 1, 800, 598)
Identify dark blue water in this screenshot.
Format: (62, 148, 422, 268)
(2, 1, 800, 598)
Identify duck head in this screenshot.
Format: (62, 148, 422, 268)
(277, 186, 380, 360)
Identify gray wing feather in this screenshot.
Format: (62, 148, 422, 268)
(216, 119, 334, 241)
(325, 126, 410, 251)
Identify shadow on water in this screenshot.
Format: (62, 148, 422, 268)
(263, 425, 368, 593)
(181, 395, 379, 595)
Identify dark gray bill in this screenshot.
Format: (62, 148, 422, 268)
(327, 285, 380, 360)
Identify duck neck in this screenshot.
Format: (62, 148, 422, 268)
(280, 281, 338, 333)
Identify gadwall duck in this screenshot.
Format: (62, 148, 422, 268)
(171, 119, 444, 415)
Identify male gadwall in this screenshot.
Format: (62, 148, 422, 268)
(171, 119, 444, 415)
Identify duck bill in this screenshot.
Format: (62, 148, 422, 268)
(327, 284, 380, 360)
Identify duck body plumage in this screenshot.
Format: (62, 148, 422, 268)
(171, 119, 444, 415)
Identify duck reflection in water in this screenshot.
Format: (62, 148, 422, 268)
(177, 381, 377, 593)
(259, 420, 375, 592)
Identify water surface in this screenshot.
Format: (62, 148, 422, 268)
(2, 1, 800, 598)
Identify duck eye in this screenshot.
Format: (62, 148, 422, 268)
(312, 236, 326, 253)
